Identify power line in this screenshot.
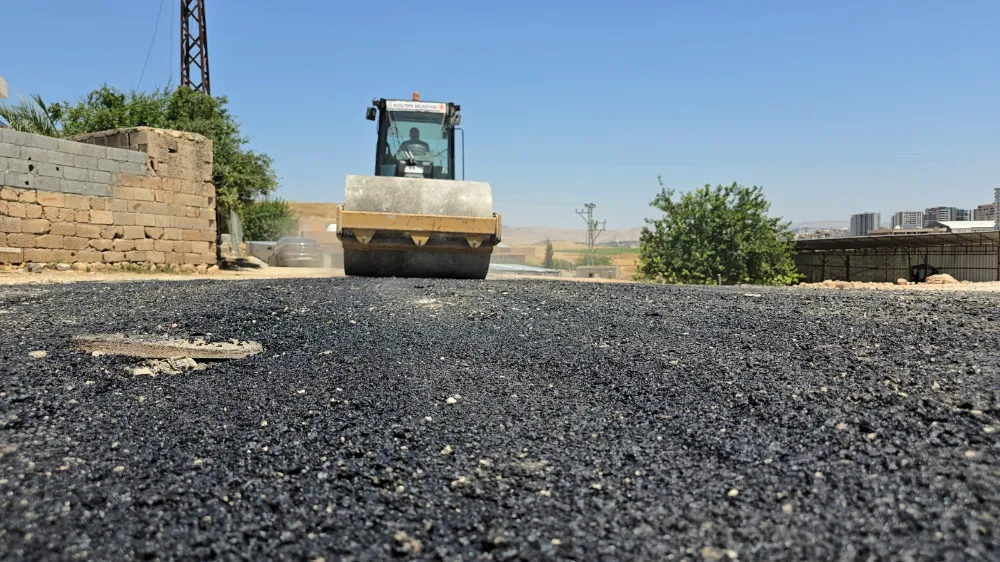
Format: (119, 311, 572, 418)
(575, 203, 606, 266)
(137, 0, 167, 90)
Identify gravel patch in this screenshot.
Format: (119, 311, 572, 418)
(0, 279, 997, 560)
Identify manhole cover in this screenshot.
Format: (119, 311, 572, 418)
(71, 333, 262, 360)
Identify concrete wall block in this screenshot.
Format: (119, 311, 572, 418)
(64, 236, 90, 251)
(135, 213, 158, 227)
(120, 174, 144, 188)
(63, 167, 90, 182)
(154, 189, 174, 204)
(0, 216, 21, 233)
(7, 158, 31, 173)
(60, 179, 97, 197)
(126, 151, 147, 165)
(0, 157, 7, 173)
(153, 240, 174, 252)
(73, 155, 98, 170)
(123, 226, 145, 239)
(36, 191, 64, 207)
(24, 205, 42, 219)
(111, 186, 135, 200)
(29, 174, 62, 192)
(0, 246, 24, 264)
(113, 212, 136, 226)
(78, 143, 107, 159)
(36, 234, 64, 249)
(0, 142, 21, 158)
(55, 138, 85, 156)
(100, 226, 124, 240)
(50, 222, 76, 236)
(6, 173, 32, 189)
(33, 161, 63, 178)
(23, 248, 55, 263)
(63, 194, 89, 211)
(90, 239, 113, 252)
(21, 146, 75, 167)
(6, 233, 36, 248)
(24, 133, 59, 152)
(6, 201, 27, 218)
(106, 147, 141, 163)
(86, 169, 111, 184)
(102, 251, 125, 263)
(189, 241, 210, 254)
(22, 219, 51, 234)
(76, 224, 101, 239)
(97, 159, 121, 173)
(155, 215, 175, 228)
(112, 239, 135, 252)
(74, 250, 104, 263)
(90, 210, 114, 225)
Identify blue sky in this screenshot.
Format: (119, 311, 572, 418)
(5, 1, 998, 228)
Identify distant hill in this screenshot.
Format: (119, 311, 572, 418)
(789, 220, 849, 230)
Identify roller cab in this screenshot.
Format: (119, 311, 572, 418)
(337, 94, 501, 279)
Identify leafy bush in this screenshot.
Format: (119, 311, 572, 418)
(240, 199, 298, 241)
(637, 176, 800, 285)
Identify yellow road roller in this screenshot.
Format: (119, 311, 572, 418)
(334, 93, 502, 279)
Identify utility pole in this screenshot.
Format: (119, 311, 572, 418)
(575, 203, 606, 266)
(180, 0, 211, 95)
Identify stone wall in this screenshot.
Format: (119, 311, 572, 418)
(0, 127, 216, 267)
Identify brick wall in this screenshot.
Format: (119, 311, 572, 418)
(0, 127, 216, 267)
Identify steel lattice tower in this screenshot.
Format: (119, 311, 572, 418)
(180, 0, 211, 94)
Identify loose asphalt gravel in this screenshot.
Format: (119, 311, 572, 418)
(0, 278, 998, 561)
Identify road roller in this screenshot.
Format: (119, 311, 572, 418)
(333, 93, 502, 279)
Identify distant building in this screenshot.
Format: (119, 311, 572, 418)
(928, 221, 996, 233)
(995, 188, 1000, 230)
(973, 203, 997, 222)
(891, 211, 923, 229)
(849, 212, 881, 237)
(924, 206, 971, 226)
(868, 227, 944, 237)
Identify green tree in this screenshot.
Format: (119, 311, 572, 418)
(0, 93, 60, 136)
(52, 85, 278, 220)
(240, 198, 298, 241)
(637, 176, 800, 285)
(543, 239, 554, 268)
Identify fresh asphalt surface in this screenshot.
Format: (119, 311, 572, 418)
(0, 278, 997, 561)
